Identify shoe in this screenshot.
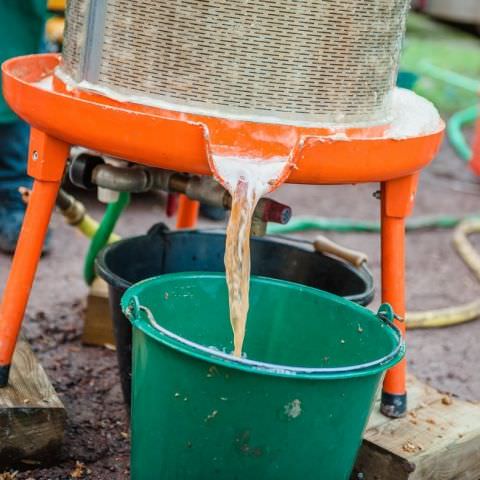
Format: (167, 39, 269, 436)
(0, 191, 52, 255)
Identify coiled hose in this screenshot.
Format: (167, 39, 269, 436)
(269, 216, 480, 329)
(407, 218, 480, 328)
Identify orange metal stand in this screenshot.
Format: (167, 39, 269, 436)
(0, 54, 444, 417)
(470, 116, 480, 176)
(380, 174, 419, 416)
(176, 195, 200, 229)
(0, 130, 69, 385)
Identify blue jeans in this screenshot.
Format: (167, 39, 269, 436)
(0, 120, 32, 195)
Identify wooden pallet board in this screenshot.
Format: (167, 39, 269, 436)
(354, 376, 480, 480)
(0, 339, 66, 467)
(82, 277, 115, 347)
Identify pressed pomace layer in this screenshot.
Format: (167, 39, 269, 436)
(61, 0, 410, 127)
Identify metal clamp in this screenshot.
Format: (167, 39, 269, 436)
(377, 303, 404, 323)
(125, 295, 141, 322)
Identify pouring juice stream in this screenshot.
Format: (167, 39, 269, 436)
(213, 156, 288, 357)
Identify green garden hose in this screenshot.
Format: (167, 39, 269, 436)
(83, 192, 130, 285)
(420, 62, 480, 94)
(267, 214, 480, 236)
(447, 104, 479, 162)
(419, 63, 479, 163)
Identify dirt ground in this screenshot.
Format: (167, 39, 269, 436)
(1, 133, 480, 479)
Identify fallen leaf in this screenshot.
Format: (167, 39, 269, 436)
(70, 461, 87, 479)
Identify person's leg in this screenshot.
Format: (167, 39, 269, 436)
(0, 120, 51, 254)
(0, 120, 31, 191)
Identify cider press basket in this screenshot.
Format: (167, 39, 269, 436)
(62, 0, 410, 128)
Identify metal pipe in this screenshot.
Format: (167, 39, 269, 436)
(56, 189, 85, 225)
(151, 170, 291, 225)
(92, 164, 153, 192)
(55, 188, 73, 211)
(251, 217, 268, 236)
(91, 165, 291, 226)
(164, 173, 227, 206)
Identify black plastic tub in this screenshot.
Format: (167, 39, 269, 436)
(95, 223, 374, 406)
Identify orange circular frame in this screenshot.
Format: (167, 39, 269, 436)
(3, 54, 443, 185)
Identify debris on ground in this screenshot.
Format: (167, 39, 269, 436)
(0, 472, 18, 480)
(402, 441, 425, 453)
(442, 395, 454, 406)
(70, 461, 88, 479)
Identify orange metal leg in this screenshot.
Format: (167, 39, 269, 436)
(380, 174, 419, 417)
(470, 117, 480, 176)
(176, 194, 200, 229)
(0, 130, 69, 387)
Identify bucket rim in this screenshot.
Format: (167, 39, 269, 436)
(95, 225, 374, 304)
(122, 272, 404, 380)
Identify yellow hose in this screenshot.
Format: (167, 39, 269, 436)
(77, 214, 121, 244)
(20, 185, 121, 244)
(25, 187, 122, 245)
(406, 218, 480, 328)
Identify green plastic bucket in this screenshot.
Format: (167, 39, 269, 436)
(122, 273, 404, 480)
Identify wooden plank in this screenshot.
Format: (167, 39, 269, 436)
(354, 377, 480, 480)
(82, 277, 115, 347)
(367, 375, 444, 431)
(0, 340, 66, 467)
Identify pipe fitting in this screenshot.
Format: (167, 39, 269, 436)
(152, 171, 228, 208)
(251, 217, 268, 237)
(56, 189, 86, 225)
(92, 164, 153, 193)
(90, 163, 291, 229)
(255, 198, 292, 225)
(152, 169, 177, 192)
(184, 176, 228, 207)
(69, 152, 103, 189)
